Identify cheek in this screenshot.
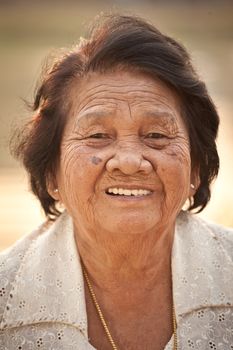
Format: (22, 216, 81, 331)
(91, 156, 103, 165)
(156, 144, 191, 195)
(165, 144, 191, 170)
(57, 145, 103, 204)
(60, 144, 98, 177)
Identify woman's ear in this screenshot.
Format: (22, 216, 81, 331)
(189, 166, 201, 197)
(182, 168, 200, 211)
(46, 175, 61, 201)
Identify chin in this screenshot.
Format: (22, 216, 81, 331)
(101, 213, 162, 236)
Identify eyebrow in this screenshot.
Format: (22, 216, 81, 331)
(75, 108, 176, 128)
(74, 110, 115, 128)
(142, 110, 176, 122)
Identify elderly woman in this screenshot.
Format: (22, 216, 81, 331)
(1, 14, 233, 350)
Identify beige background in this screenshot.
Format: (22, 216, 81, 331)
(1, 1, 233, 251)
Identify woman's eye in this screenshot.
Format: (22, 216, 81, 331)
(89, 133, 108, 139)
(146, 133, 166, 139)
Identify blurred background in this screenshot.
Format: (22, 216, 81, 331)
(0, 0, 233, 251)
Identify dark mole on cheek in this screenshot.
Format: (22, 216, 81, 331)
(91, 156, 103, 165)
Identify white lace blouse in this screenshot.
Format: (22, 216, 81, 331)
(0, 211, 233, 349)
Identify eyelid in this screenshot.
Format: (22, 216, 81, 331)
(89, 133, 109, 139)
(145, 132, 167, 138)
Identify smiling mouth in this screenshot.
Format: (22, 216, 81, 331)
(106, 187, 152, 196)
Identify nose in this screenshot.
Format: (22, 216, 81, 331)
(106, 148, 153, 175)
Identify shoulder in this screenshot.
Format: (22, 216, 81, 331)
(202, 216, 233, 241)
(0, 221, 49, 325)
(174, 212, 233, 316)
(199, 216, 233, 262)
(177, 210, 233, 261)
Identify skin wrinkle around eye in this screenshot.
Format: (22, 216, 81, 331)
(61, 104, 188, 174)
(70, 111, 179, 142)
(164, 141, 191, 166)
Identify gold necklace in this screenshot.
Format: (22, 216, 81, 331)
(82, 263, 178, 350)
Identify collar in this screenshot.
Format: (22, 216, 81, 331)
(172, 211, 233, 320)
(3, 212, 90, 339)
(3, 211, 233, 331)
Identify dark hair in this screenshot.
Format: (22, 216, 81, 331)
(12, 14, 219, 219)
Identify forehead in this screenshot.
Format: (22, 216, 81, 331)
(68, 70, 183, 125)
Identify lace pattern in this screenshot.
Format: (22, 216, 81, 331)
(0, 211, 232, 349)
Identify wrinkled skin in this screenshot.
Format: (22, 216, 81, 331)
(51, 70, 196, 237)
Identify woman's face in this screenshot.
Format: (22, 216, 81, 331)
(53, 70, 196, 235)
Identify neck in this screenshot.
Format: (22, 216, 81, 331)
(74, 222, 175, 295)
(75, 222, 176, 349)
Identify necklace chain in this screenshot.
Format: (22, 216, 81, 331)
(82, 262, 178, 350)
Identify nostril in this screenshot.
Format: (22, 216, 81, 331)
(106, 158, 119, 173)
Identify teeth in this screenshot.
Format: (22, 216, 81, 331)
(107, 188, 151, 196)
(132, 190, 139, 196)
